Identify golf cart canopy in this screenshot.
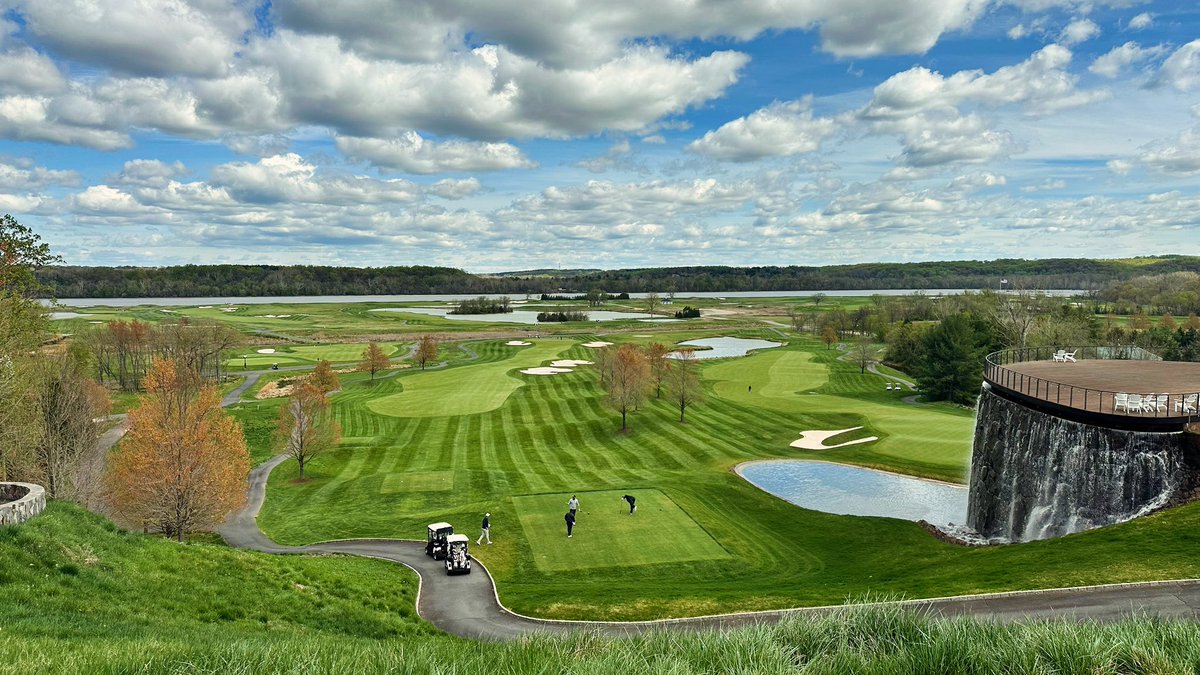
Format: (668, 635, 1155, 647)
(446, 534, 469, 544)
(427, 522, 452, 532)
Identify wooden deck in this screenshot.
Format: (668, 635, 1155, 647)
(991, 360, 1200, 419)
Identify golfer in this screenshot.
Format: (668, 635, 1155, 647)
(622, 494, 636, 515)
(565, 511, 575, 538)
(476, 512, 492, 545)
(568, 495, 579, 517)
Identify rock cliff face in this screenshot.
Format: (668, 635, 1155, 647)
(967, 386, 1187, 541)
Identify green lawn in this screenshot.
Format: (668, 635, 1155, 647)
(11, 506, 1200, 673)
(704, 348, 974, 480)
(513, 489, 730, 572)
(242, 332, 1200, 621)
(366, 339, 571, 418)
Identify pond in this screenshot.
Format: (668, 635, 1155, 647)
(668, 336, 782, 359)
(736, 460, 967, 528)
(369, 307, 656, 324)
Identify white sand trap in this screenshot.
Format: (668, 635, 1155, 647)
(581, 341, 613, 348)
(198, 305, 213, 309)
(505, 340, 532, 346)
(551, 359, 593, 367)
(521, 366, 574, 375)
(790, 427, 878, 450)
(256, 348, 277, 354)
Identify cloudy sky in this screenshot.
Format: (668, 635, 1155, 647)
(3, 1, 1199, 271)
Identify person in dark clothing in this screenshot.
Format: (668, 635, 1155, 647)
(622, 494, 636, 514)
(565, 511, 575, 537)
(476, 512, 492, 545)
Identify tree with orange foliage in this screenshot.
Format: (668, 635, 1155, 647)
(416, 334, 439, 370)
(308, 359, 340, 393)
(275, 381, 340, 481)
(604, 343, 649, 431)
(106, 358, 250, 541)
(357, 342, 390, 380)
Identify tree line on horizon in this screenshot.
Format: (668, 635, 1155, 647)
(33, 256, 1200, 298)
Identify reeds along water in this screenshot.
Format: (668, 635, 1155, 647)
(967, 387, 1184, 542)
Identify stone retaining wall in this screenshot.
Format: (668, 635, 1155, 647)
(0, 482, 46, 526)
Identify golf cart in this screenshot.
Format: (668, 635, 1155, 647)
(444, 534, 472, 575)
(425, 522, 453, 560)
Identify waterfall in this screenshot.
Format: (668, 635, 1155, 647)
(967, 386, 1185, 542)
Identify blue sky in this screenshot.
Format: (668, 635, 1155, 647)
(2, 0, 1199, 271)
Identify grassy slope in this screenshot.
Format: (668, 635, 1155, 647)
(8, 505, 1200, 673)
(242, 332, 1200, 621)
(0, 502, 433, 643)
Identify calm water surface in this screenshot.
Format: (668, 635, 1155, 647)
(738, 460, 967, 527)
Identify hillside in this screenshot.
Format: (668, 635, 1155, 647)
(35, 256, 1200, 299)
(6, 504, 1200, 672)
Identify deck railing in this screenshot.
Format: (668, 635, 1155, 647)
(983, 346, 1199, 421)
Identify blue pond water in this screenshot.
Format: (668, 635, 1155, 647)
(738, 460, 967, 527)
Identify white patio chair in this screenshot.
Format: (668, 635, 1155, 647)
(1139, 394, 1158, 414)
(1052, 350, 1067, 362)
(1062, 350, 1077, 363)
(1114, 393, 1130, 413)
(1178, 394, 1198, 415)
(1153, 394, 1168, 413)
(1127, 393, 1144, 413)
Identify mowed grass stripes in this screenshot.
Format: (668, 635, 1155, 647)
(246, 334, 1200, 622)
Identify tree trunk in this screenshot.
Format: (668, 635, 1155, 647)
(298, 456, 305, 480)
(621, 408, 627, 431)
(679, 402, 685, 423)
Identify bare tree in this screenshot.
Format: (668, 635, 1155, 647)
(32, 347, 110, 499)
(668, 349, 702, 423)
(988, 290, 1045, 349)
(811, 292, 827, 307)
(644, 292, 661, 316)
(644, 342, 671, 398)
(604, 343, 649, 431)
(851, 336, 874, 374)
(357, 342, 390, 380)
(416, 334, 439, 370)
(275, 381, 340, 481)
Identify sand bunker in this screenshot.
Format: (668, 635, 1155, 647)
(790, 427, 878, 450)
(581, 341, 613, 348)
(550, 359, 593, 367)
(505, 340, 532, 346)
(521, 367, 575, 375)
(256, 348, 277, 354)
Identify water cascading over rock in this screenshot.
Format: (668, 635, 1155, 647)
(967, 385, 1188, 542)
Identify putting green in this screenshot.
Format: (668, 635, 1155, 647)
(704, 349, 973, 474)
(513, 490, 730, 572)
(366, 340, 572, 418)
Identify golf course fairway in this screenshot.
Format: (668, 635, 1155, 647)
(366, 340, 571, 418)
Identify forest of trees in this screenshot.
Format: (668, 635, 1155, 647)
(33, 257, 1200, 298)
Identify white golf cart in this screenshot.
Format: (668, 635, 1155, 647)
(444, 534, 472, 575)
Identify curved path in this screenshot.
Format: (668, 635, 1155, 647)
(110, 336, 1200, 638)
(220, 455, 1200, 639)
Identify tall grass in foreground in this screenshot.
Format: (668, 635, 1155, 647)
(5, 604, 1200, 674)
